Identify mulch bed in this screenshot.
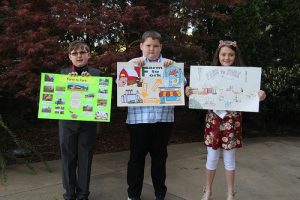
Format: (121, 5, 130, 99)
(13, 108, 299, 162)
(14, 108, 203, 161)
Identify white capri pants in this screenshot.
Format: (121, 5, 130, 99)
(205, 147, 236, 171)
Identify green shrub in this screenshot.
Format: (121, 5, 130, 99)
(0, 114, 51, 182)
(262, 65, 300, 123)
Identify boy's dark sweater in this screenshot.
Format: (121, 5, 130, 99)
(59, 66, 100, 125)
(60, 65, 100, 76)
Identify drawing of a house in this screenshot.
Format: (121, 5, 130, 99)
(159, 87, 181, 104)
(121, 89, 142, 103)
(119, 66, 141, 86)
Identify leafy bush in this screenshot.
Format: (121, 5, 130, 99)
(0, 114, 51, 182)
(262, 65, 300, 123)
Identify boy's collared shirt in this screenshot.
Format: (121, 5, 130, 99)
(126, 55, 174, 124)
(143, 54, 162, 62)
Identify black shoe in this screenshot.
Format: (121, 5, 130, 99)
(128, 197, 141, 200)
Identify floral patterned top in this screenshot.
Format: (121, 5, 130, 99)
(204, 110, 242, 150)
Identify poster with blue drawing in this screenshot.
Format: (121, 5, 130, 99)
(189, 66, 262, 112)
(117, 62, 185, 107)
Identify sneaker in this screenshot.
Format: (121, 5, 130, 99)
(155, 196, 165, 200)
(226, 192, 236, 200)
(128, 197, 141, 200)
(201, 187, 212, 200)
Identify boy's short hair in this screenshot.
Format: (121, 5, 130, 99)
(141, 31, 162, 43)
(68, 40, 90, 53)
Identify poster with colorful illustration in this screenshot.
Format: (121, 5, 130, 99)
(189, 66, 262, 112)
(117, 62, 185, 107)
(38, 73, 112, 122)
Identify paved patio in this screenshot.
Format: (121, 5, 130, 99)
(0, 137, 299, 200)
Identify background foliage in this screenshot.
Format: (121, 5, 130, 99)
(0, 0, 299, 132)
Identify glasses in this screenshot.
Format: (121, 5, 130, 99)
(70, 51, 88, 56)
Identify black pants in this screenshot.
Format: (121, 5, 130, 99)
(59, 120, 97, 200)
(127, 122, 172, 198)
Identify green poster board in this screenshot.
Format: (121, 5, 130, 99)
(38, 73, 112, 122)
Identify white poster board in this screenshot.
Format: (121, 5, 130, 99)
(117, 62, 185, 107)
(189, 66, 261, 112)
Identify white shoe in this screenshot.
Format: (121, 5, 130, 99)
(128, 197, 141, 200)
(201, 188, 212, 200)
(226, 192, 236, 200)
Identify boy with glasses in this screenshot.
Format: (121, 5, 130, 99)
(59, 40, 100, 200)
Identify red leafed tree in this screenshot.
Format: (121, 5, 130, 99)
(0, 0, 238, 125)
(0, 0, 65, 100)
(0, 0, 122, 101)
(0, 0, 123, 124)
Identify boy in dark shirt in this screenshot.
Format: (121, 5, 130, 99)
(59, 41, 100, 200)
